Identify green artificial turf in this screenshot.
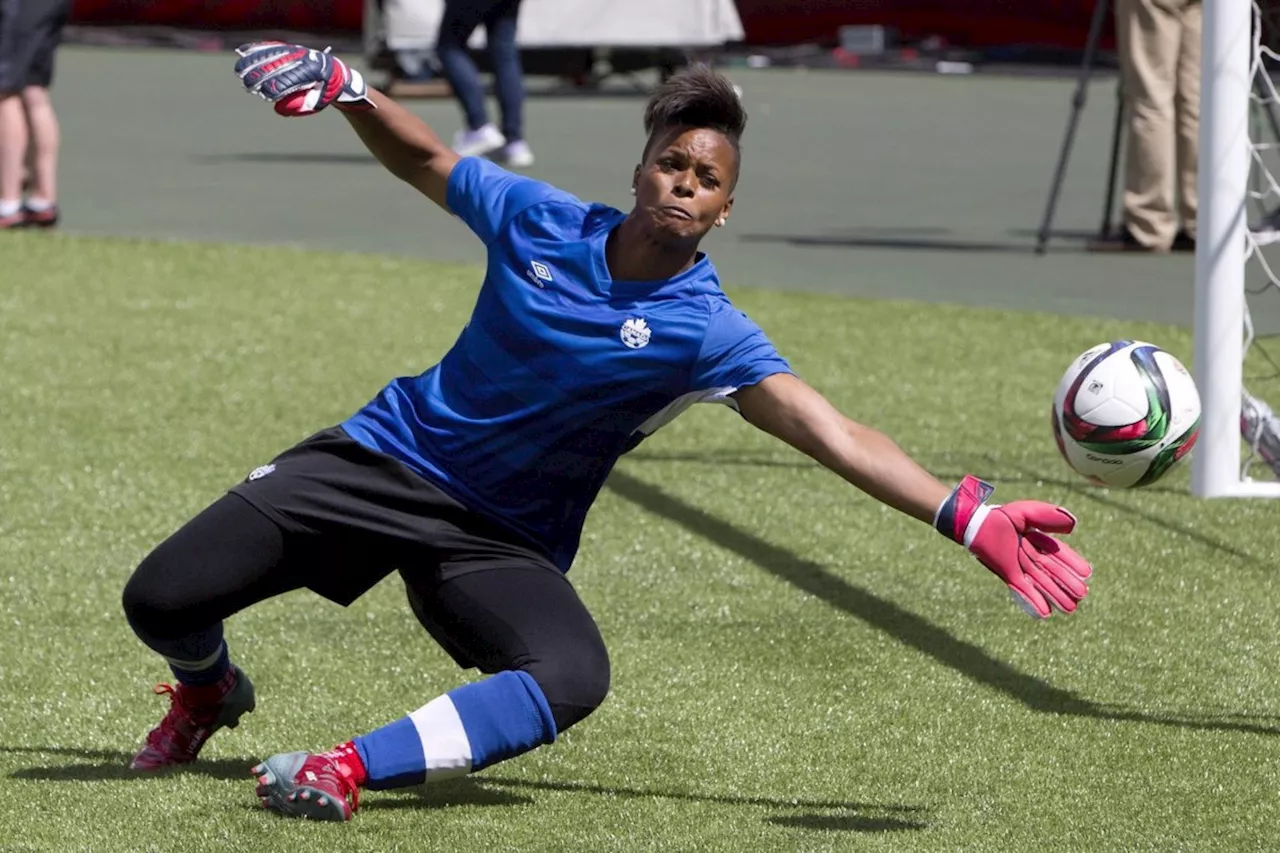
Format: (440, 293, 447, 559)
(2, 232, 1278, 852)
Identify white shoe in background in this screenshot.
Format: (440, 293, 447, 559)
(1250, 207, 1280, 247)
(490, 140, 535, 169)
(1241, 390, 1280, 478)
(452, 123, 506, 158)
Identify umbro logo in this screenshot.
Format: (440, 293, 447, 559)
(524, 260, 553, 288)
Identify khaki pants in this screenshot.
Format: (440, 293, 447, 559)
(1116, 0, 1201, 249)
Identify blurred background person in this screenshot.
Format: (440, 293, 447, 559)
(0, 0, 70, 229)
(436, 0, 533, 168)
(1089, 0, 1200, 254)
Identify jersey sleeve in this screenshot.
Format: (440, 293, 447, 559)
(691, 297, 794, 394)
(446, 156, 568, 245)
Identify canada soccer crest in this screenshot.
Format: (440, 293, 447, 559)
(620, 317, 651, 349)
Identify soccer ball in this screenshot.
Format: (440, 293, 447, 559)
(1051, 340, 1201, 488)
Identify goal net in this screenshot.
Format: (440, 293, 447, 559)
(1192, 0, 1280, 496)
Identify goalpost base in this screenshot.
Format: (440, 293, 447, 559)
(1196, 480, 1280, 499)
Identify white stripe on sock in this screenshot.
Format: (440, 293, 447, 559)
(162, 642, 225, 672)
(409, 694, 473, 779)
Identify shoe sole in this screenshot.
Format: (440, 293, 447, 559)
(252, 752, 352, 821)
(493, 155, 534, 168)
(455, 142, 504, 158)
(453, 130, 506, 158)
(129, 718, 247, 773)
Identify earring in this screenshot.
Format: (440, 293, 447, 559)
(715, 218, 725, 227)
(629, 187, 636, 195)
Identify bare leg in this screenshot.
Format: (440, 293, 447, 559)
(23, 135, 34, 193)
(21, 86, 58, 204)
(0, 91, 28, 207)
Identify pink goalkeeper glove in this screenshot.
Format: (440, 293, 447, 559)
(935, 475, 1093, 618)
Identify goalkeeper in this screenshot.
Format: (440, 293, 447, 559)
(120, 43, 1095, 821)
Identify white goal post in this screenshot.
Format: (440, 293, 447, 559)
(1191, 0, 1280, 497)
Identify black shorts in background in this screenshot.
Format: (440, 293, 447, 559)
(230, 426, 561, 606)
(0, 0, 70, 91)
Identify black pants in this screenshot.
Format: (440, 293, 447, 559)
(122, 428, 610, 732)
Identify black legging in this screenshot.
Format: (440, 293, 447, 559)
(122, 493, 609, 732)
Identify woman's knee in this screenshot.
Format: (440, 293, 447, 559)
(486, 32, 519, 64)
(21, 86, 50, 108)
(122, 547, 189, 641)
(121, 493, 287, 641)
(523, 643, 611, 732)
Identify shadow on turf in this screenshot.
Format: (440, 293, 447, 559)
(604, 469, 1280, 738)
(362, 777, 537, 809)
(766, 814, 926, 832)
(0, 746, 256, 781)
(625, 450, 1261, 567)
(383, 776, 928, 832)
(986, 457, 1264, 567)
(0, 745, 928, 828)
(477, 776, 925, 814)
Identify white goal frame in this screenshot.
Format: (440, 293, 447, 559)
(1191, 0, 1280, 497)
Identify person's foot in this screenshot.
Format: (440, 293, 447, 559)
(490, 140, 535, 168)
(22, 203, 58, 229)
(1252, 207, 1280, 246)
(1086, 227, 1167, 254)
(452, 123, 506, 158)
(0, 200, 24, 230)
(252, 750, 361, 821)
(1242, 390, 1280, 478)
(129, 666, 256, 771)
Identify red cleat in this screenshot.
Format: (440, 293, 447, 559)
(252, 749, 362, 821)
(22, 205, 58, 228)
(129, 666, 256, 771)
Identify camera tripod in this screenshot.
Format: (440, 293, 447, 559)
(1035, 0, 1120, 255)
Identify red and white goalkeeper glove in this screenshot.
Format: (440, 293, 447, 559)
(935, 475, 1093, 618)
(233, 42, 375, 116)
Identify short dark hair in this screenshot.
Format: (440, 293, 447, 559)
(642, 64, 747, 162)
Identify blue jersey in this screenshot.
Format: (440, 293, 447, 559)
(342, 157, 792, 571)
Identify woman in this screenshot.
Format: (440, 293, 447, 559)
(0, 0, 69, 229)
(121, 42, 1093, 822)
(436, 0, 532, 167)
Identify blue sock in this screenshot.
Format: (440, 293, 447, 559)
(353, 670, 556, 790)
(159, 628, 231, 687)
